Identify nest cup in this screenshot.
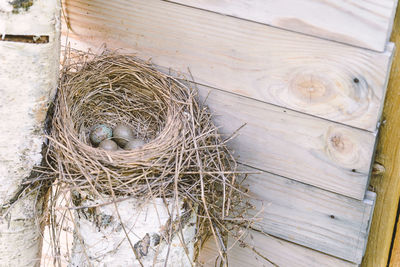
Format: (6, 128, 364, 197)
(54, 54, 198, 196)
(49, 52, 250, 264)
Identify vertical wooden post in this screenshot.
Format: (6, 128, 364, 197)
(362, 4, 400, 267)
(0, 0, 60, 266)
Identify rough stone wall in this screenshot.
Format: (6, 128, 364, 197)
(0, 0, 60, 265)
(70, 197, 197, 267)
(0, 0, 60, 204)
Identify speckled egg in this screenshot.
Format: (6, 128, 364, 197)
(98, 139, 118, 151)
(90, 124, 113, 146)
(113, 124, 134, 147)
(124, 139, 145, 150)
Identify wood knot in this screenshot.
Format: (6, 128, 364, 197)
(325, 127, 360, 166)
(289, 73, 333, 104)
(330, 132, 354, 154)
(330, 134, 351, 153)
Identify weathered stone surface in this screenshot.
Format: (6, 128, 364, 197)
(70, 197, 196, 267)
(0, 0, 60, 204)
(0, 194, 45, 267)
(0, 0, 60, 266)
(0, 0, 59, 36)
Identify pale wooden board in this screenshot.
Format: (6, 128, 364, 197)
(168, 0, 398, 52)
(239, 166, 375, 263)
(62, 0, 394, 132)
(199, 229, 358, 267)
(196, 85, 375, 200)
(197, 85, 376, 261)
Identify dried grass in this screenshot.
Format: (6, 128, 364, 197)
(43, 50, 253, 266)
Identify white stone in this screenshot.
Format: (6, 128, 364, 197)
(0, 194, 45, 267)
(0, 0, 59, 36)
(0, 0, 60, 266)
(70, 197, 196, 267)
(0, 0, 60, 204)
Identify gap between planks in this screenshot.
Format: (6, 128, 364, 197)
(62, 0, 394, 132)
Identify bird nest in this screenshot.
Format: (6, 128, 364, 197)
(46, 51, 252, 265)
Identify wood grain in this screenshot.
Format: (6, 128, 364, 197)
(168, 0, 398, 52)
(240, 166, 375, 263)
(62, 0, 394, 132)
(391, 218, 400, 267)
(196, 85, 375, 200)
(199, 229, 358, 267)
(364, 4, 400, 267)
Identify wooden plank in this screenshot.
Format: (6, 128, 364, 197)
(199, 229, 358, 267)
(195, 85, 375, 200)
(62, 0, 394, 132)
(168, 0, 398, 52)
(364, 4, 400, 267)
(237, 166, 375, 263)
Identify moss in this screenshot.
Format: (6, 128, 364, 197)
(10, 0, 33, 14)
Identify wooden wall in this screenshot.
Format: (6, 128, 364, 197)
(61, 0, 398, 265)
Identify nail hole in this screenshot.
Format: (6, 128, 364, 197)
(352, 169, 356, 172)
(330, 215, 335, 219)
(353, 78, 359, 83)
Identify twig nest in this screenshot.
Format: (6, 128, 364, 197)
(124, 139, 145, 150)
(90, 124, 113, 145)
(49, 52, 245, 201)
(113, 124, 134, 147)
(48, 53, 251, 263)
(99, 139, 118, 151)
